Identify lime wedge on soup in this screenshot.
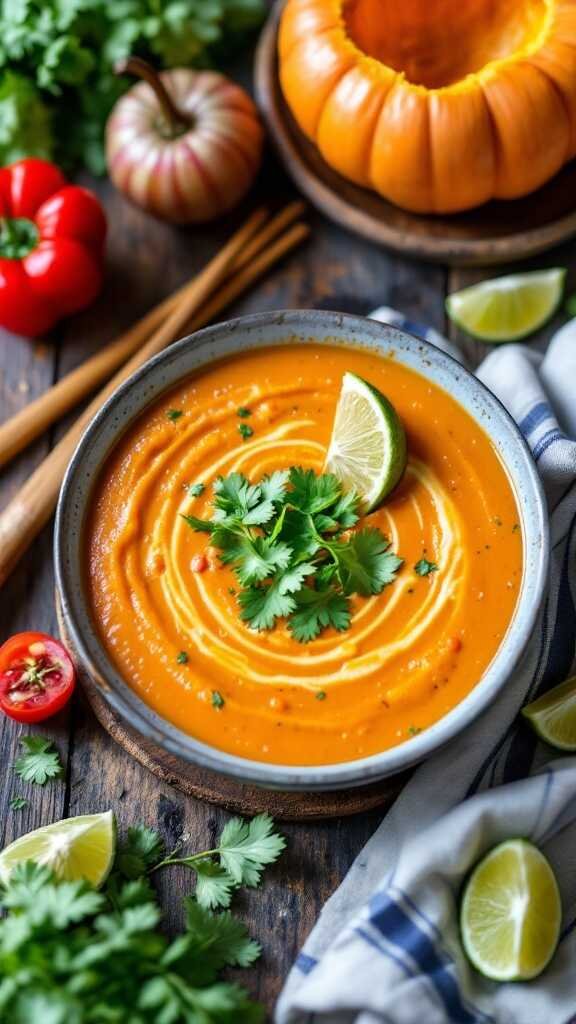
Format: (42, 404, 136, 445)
(325, 372, 406, 511)
(460, 839, 561, 982)
(0, 810, 116, 886)
(522, 675, 576, 751)
(446, 268, 565, 342)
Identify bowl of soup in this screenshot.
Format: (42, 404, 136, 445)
(55, 311, 548, 789)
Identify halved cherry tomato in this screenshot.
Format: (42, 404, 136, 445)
(0, 632, 75, 723)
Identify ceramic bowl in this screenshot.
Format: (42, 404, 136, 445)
(55, 311, 549, 790)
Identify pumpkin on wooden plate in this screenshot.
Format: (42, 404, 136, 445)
(278, 0, 576, 214)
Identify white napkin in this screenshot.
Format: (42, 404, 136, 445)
(276, 312, 576, 1024)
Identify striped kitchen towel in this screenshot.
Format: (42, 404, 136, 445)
(276, 312, 576, 1024)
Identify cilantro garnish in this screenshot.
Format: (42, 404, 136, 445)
(211, 690, 225, 710)
(238, 422, 254, 440)
(9, 796, 28, 811)
(187, 482, 205, 497)
(237, 406, 252, 418)
(315, 691, 327, 701)
(415, 558, 438, 577)
(13, 736, 64, 785)
(166, 408, 183, 422)
(0, 811, 284, 1021)
(183, 468, 403, 642)
(176, 650, 189, 664)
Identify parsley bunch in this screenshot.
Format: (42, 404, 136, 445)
(0, 0, 265, 173)
(0, 813, 284, 1023)
(183, 468, 403, 642)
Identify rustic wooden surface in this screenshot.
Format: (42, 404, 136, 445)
(0, 27, 573, 1018)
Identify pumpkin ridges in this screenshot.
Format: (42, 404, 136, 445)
(279, 0, 340, 62)
(369, 82, 435, 213)
(528, 41, 576, 154)
(279, 27, 357, 139)
(317, 63, 397, 187)
(427, 86, 497, 212)
(480, 60, 570, 198)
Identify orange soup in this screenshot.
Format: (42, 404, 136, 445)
(86, 344, 522, 765)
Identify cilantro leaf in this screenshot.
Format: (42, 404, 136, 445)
(13, 736, 64, 785)
(187, 482, 205, 497)
(259, 469, 289, 504)
(289, 466, 342, 514)
(216, 533, 292, 585)
(183, 901, 261, 968)
(217, 814, 286, 886)
(289, 587, 351, 642)
(181, 512, 214, 534)
(116, 824, 165, 879)
(238, 580, 297, 631)
(9, 796, 28, 811)
(331, 527, 404, 596)
(194, 860, 236, 909)
(415, 558, 438, 576)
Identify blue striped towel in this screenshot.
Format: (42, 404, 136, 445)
(276, 309, 576, 1024)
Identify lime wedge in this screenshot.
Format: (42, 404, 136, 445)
(325, 372, 407, 511)
(0, 810, 116, 887)
(446, 268, 566, 342)
(522, 675, 576, 751)
(461, 839, 561, 981)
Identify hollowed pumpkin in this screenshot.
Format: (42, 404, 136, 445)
(278, 0, 576, 213)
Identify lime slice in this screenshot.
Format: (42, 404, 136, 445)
(522, 675, 576, 751)
(325, 372, 407, 511)
(446, 268, 566, 342)
(0, 810, 116, 887)
(461, 839, 561, 981)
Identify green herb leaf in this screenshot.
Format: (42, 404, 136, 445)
(166, 408, 183, 422)
(187, 482, 205, 497)
(238, 422, 254, 440)
(9, 796, 28, 811)
(176, 650, 189, 664)
(237, 406, 252, 418)
(217, 813, 286, 886)
(116, 824, 165, 879)
(415, 558, 438, 577)
(288, 466, 341, 514)
(331, 527, 404, 596)
(194, 860, 236, 909)
(13, 736, 64, 786)
(211, 691, 225, 710)
(289, 587, 351, 642)
(238, 580, 297, 631)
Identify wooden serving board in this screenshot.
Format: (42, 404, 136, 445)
(255, 2, 576, 267)
(58, 600, 408, 821)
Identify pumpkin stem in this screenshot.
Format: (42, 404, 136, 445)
(115, 56, 189, 134)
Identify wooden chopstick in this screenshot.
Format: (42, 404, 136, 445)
(0, 211, 309, 588)
(0, 200, 306, 471)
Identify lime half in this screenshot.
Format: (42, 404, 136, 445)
(523, 675, 576, 751)
(0, 810, 116, 887)
(446, 268, 566, 342)
(325, 372, 407, 511)
(461, 839, 561, 981)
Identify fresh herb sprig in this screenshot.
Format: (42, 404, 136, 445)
(13, 736, 64, 785)
(183, 468, 403, 642)
(0, 812, 284, 1022)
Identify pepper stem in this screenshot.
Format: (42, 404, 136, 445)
(115, 56, 189, 134)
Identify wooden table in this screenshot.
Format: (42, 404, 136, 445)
(0, 33, 571, 1017)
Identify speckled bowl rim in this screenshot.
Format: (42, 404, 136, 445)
(55, 310, 549, 791)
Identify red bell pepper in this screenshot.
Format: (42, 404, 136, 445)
(0, 158, 107, 337)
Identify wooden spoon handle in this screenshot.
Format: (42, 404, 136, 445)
(0, 208, 266, 588)
(0, 201, 305, 471)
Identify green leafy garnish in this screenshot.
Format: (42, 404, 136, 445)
(13, 736, 64, 786)
(0, 1, 265, 174)
(153, 813, 285, 909)
(238, 423, 254, 440)
(415, 559, 438, 577)
(176, 650, 189, 664)
(237, 406, 252, 418)
(187, 482, 205, 497)
(166, 408, 183, 422)
(183, 468, 403, 642)
(9, 796, 28, 811)
(0, 811, 282, 1021)
(211, 691, 225, 710)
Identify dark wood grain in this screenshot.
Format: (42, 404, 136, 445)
(0, 28, 574, 1017)
(256, 2, 576, 268)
